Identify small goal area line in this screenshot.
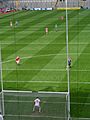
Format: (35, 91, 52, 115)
(5, 114, 67, 119)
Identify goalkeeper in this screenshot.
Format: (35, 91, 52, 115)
(33, 97, 41, 113)
(0, 112, 3, 120)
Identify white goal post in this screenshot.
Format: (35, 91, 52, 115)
(0, 47, 5, 117)
(3, 90, 69, 120)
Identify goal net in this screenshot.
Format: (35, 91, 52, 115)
(3, 90, 69, 120)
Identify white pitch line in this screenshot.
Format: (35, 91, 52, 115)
(73, 118, 90, 120)
(4, 81, 66, 83)
(2, 56, 32, 64)
(3, 81, 90, 84)
(0, 42, 89, 45)
(2, 52, 90, 64)
(2, 59, 14, 64)
(5, 114, 66, 119)
(2, 54, 62, 64)
(2, 68, 90, 72)
(2, 68, 66, 71)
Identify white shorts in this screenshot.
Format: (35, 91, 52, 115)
(16, 60, 20, 64)
(35, 105, 40, 107)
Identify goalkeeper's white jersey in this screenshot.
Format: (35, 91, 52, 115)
(0, 115, 3, 120)
(34, 98, 40, 107)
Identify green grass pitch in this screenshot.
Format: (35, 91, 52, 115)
(0, 9, 90, 119)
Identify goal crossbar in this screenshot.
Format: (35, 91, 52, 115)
(3, 90, 68, 95)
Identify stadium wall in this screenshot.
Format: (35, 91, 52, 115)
(56, 0, 90, 9)
(1, 0, 90, 11)
(9, 0, 56, 10)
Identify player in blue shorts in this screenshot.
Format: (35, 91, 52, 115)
(68, 57, 71, 68)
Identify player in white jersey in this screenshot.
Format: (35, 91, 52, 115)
(0, 113, 3, 120)
(33, 97, 41, 112)
(10, 21, 12, 27)
(45, 27, 48, 34)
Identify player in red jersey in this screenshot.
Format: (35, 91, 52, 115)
(16, 56, 20, 64)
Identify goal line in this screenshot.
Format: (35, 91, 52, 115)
(5, 114, 67, 119)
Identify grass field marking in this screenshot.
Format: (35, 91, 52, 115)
(73, 118, 90, 120)
(2, 59, 15, 64)
(70, 102, 90, 105)
(3, 81, 90, 84)
(2, 53, 65, 64)
(83, 30, 90, 33)
(2, 68, 90, 72)
(2, 56, 32, 64)
(1, 42, 89, 45)
(2, 51, 90, 64)
(6, 115, 90, 119)
(5, 114, 66, 119)
(2, 68, 66, 71)
(3, 80, 67, 84)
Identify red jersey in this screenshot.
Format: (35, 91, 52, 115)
(16, 56, 20, 62)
